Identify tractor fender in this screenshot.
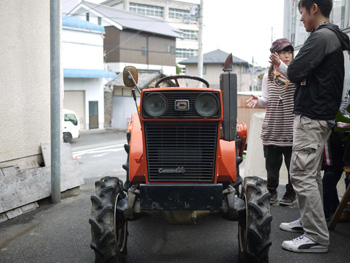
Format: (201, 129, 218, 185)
(129, 113, 145, 182)
(217, 139, 237, 182)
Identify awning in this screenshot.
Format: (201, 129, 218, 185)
(64, 68, 117, 79)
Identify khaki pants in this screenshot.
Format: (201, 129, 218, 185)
(290, 115, 331, 246)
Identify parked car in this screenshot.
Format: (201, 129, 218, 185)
(63, 109, 80, 143)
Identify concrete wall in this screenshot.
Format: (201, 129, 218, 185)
(245, 113, 289, 185)
(0, 0, 51, 165)
(237, 94, 266, 132)
(0, 2, 84, 221)
(112, 96, 140, 130)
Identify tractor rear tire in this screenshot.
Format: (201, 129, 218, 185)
(238, 176, 272, 263)
(89, 176, 128, 263)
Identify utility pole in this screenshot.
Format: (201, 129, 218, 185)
(197, 0, 204, 86)
(251, 56, 255, 91)
(271, 27, 274, 43)
(50, 0, 61, 203)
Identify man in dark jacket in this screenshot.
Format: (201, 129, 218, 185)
(271, 0, 350, 253)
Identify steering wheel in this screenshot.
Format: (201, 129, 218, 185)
(155, 75, 210, 88)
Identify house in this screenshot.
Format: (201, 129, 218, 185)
(68, 1, 182, 75)
(105, 70, 165, 130)
(101, 0, 201, 72)
(66, 1, 182, 130)
(62, 15, 117, 130)
(179, 49, 251, 91)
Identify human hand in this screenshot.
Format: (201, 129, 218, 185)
(246, 95, 258, 108)
(269, 52, 281, 68)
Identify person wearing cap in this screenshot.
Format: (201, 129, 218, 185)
(247, 38, 297, 206)
(270, 0, 350, 254)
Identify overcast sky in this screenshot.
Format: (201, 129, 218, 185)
(82, 0, 285, 67)
(200, 0, 285, 67)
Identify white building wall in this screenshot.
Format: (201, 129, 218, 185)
(64, 78, 105, 130)
(62, 29, 105, 70)
(63, 22, 109, 129)
(0, 0, 51, 164)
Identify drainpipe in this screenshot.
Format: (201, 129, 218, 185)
(50, 0, 61, 203)
(197, 0, 204, 87)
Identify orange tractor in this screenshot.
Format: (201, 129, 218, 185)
(89, 55, 272, 263)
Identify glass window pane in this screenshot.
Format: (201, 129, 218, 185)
(130, 3, 163, 17)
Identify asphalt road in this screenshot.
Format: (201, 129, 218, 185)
(0, 129, 350, 263)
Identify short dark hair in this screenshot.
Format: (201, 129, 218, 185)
(279, 46, 294, 53)
(298, 0, 333, 17)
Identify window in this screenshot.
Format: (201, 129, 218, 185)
(331, 0, 346, 29)
(86, 13, 90, 22)
(181, 30, 198, 40)
(290, 0, 350, 47)
(141, 47, 147, 56)
(176, 48, 196, 58)
(98, 17, 102, 25)
(64, 113, 78, 126)
(130, 3, 163, 17)
(203, 65, 206, 75)
(169, 8, 190, 19)
(290, 1, 308, 47)
(165, 45, 176, 54)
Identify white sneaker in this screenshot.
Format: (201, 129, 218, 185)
(279, 219, 304, 233)
(282, 235, 328, 253)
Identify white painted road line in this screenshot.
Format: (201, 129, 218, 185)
(73, 144, 124, 158)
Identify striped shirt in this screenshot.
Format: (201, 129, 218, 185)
(259, 73, 296, 147)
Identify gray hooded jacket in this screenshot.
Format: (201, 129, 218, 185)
(287, 22, 350, 120)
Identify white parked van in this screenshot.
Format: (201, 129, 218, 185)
(63, 109, 80, 143)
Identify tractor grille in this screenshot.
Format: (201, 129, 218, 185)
(142, 91, 220, 118)
(145, 122, 218, 182)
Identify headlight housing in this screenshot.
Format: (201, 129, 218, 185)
(143, 93, 168, 117)
(195, 93, 219, 117)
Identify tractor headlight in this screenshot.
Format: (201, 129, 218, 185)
(195, 93, 219, 117)
(143, 93, 168, 117)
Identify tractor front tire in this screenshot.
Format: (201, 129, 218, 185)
(238, 176, 272, 263)
(89, 176, 128, 263)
